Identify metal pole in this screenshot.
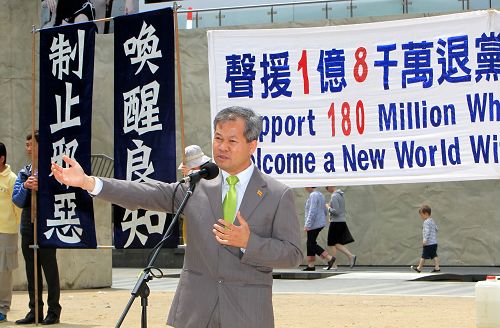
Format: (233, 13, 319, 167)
(31, 24, 40, 326)
(173, 3, 186, 162)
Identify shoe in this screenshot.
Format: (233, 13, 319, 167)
(350, 255, 357, 268)
(41, 313, 60, 325)
(15, 312, 43, 324)
(326, 256, 336, 270)
(42, 313, 60, 325)
(0, 313, 6, 322)
(302, 266, 315, 271)
(410, 265, 421, 273)
(431, 268, 441, 273)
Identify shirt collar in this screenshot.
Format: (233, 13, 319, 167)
(221, 164, 254, 188)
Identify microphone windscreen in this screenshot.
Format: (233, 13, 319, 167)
(200, 162, 219, 180)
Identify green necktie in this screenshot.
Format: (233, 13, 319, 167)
(223, 175, 239, 224)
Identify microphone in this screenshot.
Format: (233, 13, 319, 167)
(180, 162, 219, 184)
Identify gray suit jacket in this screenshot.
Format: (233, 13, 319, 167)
(98, 167, 303, 328)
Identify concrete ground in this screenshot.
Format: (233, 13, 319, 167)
(1, 266, 497, 327)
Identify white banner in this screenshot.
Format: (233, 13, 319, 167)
(208, 11, 500, 187)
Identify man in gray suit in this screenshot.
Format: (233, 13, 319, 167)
(51, 106, 303, 328)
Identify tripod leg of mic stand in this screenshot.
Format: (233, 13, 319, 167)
(116, 271, 151, 328)
(141, 285, 150, 328)
(116, 183, 196, 328)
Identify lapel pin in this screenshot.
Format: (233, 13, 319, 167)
(257, 190, 263, 197)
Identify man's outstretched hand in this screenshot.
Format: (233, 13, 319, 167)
(51, 155, 96, 191)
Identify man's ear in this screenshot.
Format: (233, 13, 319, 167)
(248, 140, 257, 155)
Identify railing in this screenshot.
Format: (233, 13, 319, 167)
(175, 0, 499, 29)
(91, 154, 114, 178)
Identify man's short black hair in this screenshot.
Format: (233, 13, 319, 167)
(27, 130, 39, 143)
(0, 142, 6, 166)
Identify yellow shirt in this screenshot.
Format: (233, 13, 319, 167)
(0, 164, 21, 233)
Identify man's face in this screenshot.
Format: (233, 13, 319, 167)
(26, 139, 33, 155)
(26, 138, 37, 157)
(212, 118, 257, 176)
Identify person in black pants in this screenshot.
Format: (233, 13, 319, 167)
(302, 187, 335, 271)
(12, 131, 61, 325)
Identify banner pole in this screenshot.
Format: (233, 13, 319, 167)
(173, 3, 186, 163)
(31, 24, 40, 325)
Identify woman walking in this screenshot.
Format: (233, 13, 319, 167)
(303, 187, 335, 271)
(325, 186, 356, 270)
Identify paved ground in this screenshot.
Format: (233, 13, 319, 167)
(3, 266, 492, 327)
(112, 265, 500, 297)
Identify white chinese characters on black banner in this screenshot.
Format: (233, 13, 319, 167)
(38, 22, 97, 248)
(113, 8, 177, 249)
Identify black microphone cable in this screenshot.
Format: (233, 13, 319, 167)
(144, 181, 184, 279)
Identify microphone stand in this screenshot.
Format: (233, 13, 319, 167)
(115, 182, 196, 328)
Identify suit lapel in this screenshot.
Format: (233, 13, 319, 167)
(207, 173, 223, 222)
(206, 168, 267, 225)
(238, 169, 267, 224)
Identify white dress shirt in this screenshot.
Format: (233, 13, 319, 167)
(90, 177, 103, 196)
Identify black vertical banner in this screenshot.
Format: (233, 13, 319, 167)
(38, 22, 97, 248)
(114, 8, 177, 248)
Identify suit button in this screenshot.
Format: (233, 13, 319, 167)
(218, 279, 223, 284)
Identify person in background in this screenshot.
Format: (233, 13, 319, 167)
(91, 0, 136, 34)
(411, 204, 440, 273)
(12, 131, 62, 325)
(325, 186, 356, 270)
(0, 142, 22, 323)
(90, 0, 110, 33)
(54, 0, 96, 26)
(177, 145, 211, 244)
(123, 0, 135, 15)
(178, 145, 211, 177)
(40, 0, 57, 28)
(303, 187, 335, 271)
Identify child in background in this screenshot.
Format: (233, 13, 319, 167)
(411, 205, 440, 273)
